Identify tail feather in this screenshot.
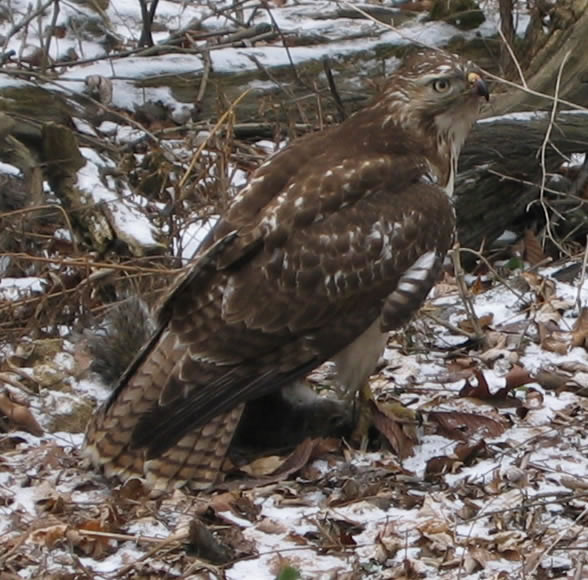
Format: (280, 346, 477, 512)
(83, 329, 243, 490)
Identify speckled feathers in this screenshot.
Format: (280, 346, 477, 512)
(83, 49, 488, 490)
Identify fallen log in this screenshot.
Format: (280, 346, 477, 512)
(455, 111, 588, 252)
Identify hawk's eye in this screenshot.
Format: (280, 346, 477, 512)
(432, 78, 451, 93)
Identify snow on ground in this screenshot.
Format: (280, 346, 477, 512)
(0, 1, 586, 579)
(1, 261, 586, 579)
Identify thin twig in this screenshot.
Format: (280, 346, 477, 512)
(535, 50, 572, 257)
(526, 505, 588, 575)
(1, 0, 56, 54)
(196, 49, 211, 105)
(178, 88, 252, 194)
(41, 0, 60, 73)
(261, 0, 303, 85)
(496, 24, 527, 88)
(576, 235, 588, 312)
(0, 252, 183, 275)
(0, 203, 78, 254)
(451, 244, 485, 343)
(483, 72, 588, 113)
(0, 371, 38, 397)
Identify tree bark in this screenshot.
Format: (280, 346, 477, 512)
(455, 112, 588, 251)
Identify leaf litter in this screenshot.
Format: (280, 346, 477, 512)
(1, 251, 586, 579)
(0, 0, 587, 578)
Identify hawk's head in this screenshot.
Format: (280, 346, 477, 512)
(374, 49, 489, 195)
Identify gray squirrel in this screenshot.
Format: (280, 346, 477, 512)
(85, 297, 355, 462)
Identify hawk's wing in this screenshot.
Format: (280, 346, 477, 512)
(114, 144, 454, 457)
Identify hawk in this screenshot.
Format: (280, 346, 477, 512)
(84, 49, 489, 491)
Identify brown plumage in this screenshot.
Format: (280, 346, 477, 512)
(84, 49, 489, 490)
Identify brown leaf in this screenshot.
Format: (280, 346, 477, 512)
(522, 272, 556, 301)
(425, 456, 456, 480)
(454, 440, 487, 463)
(187, 517, 232, 564)
(30, 523, 68, 548)
(0, 393, 43, 436)
(470, 276, 490, 295)
(524, 388, 544, 409)
(571, 307, 588, 349)
(233, 494, 261, 522)
(239, 455, 284, 478)
(541, 335, 569, 355)
(116, 477, 148, 501)
(533, 369, 582, 394)
(425, 440, 488, 481)
(255, 518, 288, 534)
(458, 313, 494, 334)
(74, 518, 114, 558)
(459, 369, 520, 406)
(429, 411, 505, 441)
(504, 365, 532, 389)
(370, 401, 417, 459)
(268, 437, 318, 479)
(523, 229, 545, 265)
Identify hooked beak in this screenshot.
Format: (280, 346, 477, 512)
(467, 71, 489, 101)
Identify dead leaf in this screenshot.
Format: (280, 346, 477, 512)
(504, 366, 533, 389)
(560, 475, 588, 491)
(571, 307, 588, 349)
(116, 477, 148, 501)
(458, 313, 493, 334)
(470, 276, 490, 295)
(522, 272, 556, 301)
(255, 518, 288, 534)
(0, 392, 43, 436)
(370, 400, 417, 458)
(425, 456, 457, 480)
(524, 388, 544, 409)
(533, 369, 572, 391)
(523, 229, 545, 265)
(454, 440, 487, 463)
(541, 335, 569, 355)
(241, 437, 334, 482)
(187, 517, 232, 564)
(73, 518, 115, 558)
(30, 523, 68, 548)
(429, 411, 505, 441)
(459, 369, 521, 406)
(232, 494, 261, 521)
(268, 438, 319, 479)
(240, 455, 284, 478)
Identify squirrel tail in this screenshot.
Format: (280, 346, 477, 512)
(84, 296, 155, 387)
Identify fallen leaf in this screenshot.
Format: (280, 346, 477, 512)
(458, 313, 494, 333)
(429, 411, 505, 441)
(0, 393, 43, 436)
(504, 366, 533, 389)
(571, 307, 588, 349)
(255, 518, 288, 534)
(370, 400, 417, 458)
(522, 272, 556, 301)
(73, 518, 114, 558)
(523, 229, 545, 265)
(459, 369, 521, 406)
(30, 523, 68, 548)
(240, 455, 284, 478)
(532, 369, 572, 391)
(187, 517, 232, 564)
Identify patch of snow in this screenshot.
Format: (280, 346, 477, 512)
(0, 277, 45, 301)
